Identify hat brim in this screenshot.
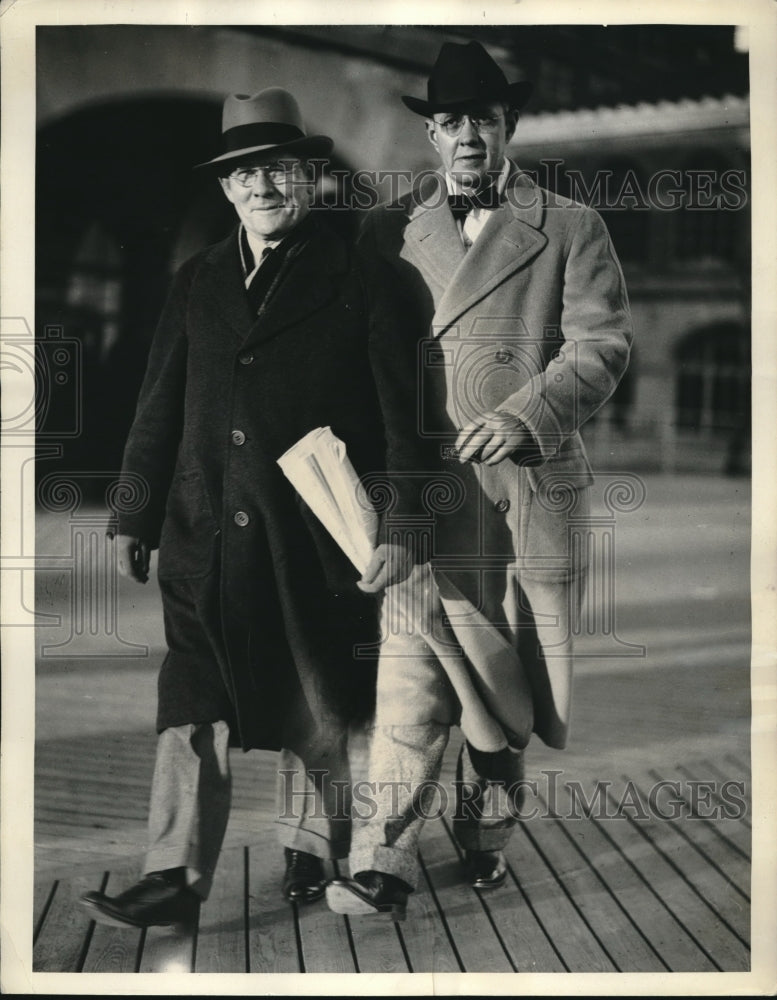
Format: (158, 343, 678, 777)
(194, 134, 334, 172)
(401, 80, 533, 117)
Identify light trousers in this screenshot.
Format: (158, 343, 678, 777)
(348, 723, 525, 890)
(143, 721, 351, 899)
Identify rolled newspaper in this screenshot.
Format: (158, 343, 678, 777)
(278, 427, 533, 752)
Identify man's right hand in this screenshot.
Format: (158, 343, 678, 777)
(115, 534, 151, 584)
(357, 542, 414, 594)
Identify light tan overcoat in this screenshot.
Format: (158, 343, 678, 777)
(359, 165, 633, 749)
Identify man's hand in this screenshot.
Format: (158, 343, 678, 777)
(455, 410, 533, 466)
(357, 542, 414, 595)
(115, 534, 151, 584)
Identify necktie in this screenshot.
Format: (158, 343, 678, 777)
(448, 194, 473, 224)
(447, 183, 500, 224)
(245, 246, 285, 314)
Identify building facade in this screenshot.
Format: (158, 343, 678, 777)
(36, 24, 750, 477)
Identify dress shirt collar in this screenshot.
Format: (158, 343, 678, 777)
(444, 157, 510, 200)
(239, 225, 282, 281)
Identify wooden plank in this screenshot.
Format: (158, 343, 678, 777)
(296, 860, 357, 973)
(195, 846, 247, 972)
(246, 837, 300, 973)
(34, 790, 152, 820)
(81, 863, 144, 973)
(394, 866, 461, 974)
(33, 878, 57, 944)
(673, 762, 753, 842)
(436, 819, 565, 974)
(342, 910, 409, 973)
(34, 774, 150, 799)
(334, 860, 409, 974)
(501, 817, 617, 973)
(418, 819, 513, 973)
(554, 779, 745, 971)
(650, 766, 752, 860)
(32, 871, 101, 971)
(538, 786, 715, 972)
(697, 758, 752, 829)
(645, 769, 751, 890)
(138, 922, 197, 973)
(470, 878, 567, 973)
(505, 811, 666, 972)
(620, 777, 750, 945)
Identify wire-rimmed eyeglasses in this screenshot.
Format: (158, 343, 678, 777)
(228, 160, 301, 187)
(432, 113, 504, 136)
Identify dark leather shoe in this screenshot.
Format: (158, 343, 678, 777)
(282, 848, 326, 903)
(325, 870, 410, 921)
(463, 849, 508, 889)
(80, 870, 200, 928)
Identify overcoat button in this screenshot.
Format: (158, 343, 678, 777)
(495, 498, 511, 513)
(234, 510, 250, 527)
(231, 429, 246, 446)
(239, 352, 254, 365)
(495, 348, 513, 364)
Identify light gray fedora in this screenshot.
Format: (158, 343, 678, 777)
(195, 87, 333, 172)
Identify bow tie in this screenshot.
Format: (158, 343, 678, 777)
(447, 184, 500, 222)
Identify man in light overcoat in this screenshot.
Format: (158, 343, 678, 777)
(327, 39, 634, 921)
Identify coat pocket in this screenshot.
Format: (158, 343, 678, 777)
(158, 468, 220, 580)
(520, 450, 593, 581)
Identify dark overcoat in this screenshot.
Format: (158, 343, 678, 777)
(359, 166, 634, 749)
(116, 216, 405, 753)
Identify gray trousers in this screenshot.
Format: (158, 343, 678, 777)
(143, 718, 524, 898)
(348, 723, 525, 890)
(144, 721, 351, 899)
(346, 578, 533, 892)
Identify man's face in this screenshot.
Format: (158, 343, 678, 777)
(425, 101, 517, 191)
(219, 154, 314, 241)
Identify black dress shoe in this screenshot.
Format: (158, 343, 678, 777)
(463, 849, 508, 889)
(325, 870, 410, 921)
(80, 870, 200, 928)
(282, 848, 326, 903)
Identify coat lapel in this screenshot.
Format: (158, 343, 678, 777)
(198, 219, 347, 348)
(431, 169, 548, 336)
(200, 231, 255, 343)
(401, 174, 467, 302)
(242, 218, 347, 346)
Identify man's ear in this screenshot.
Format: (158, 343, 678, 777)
(504, 110, 519, 144)
(425, 119, 440, 155)
(218, 175, 236, 205)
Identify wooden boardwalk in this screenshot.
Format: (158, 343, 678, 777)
(29, 478, 755, 979)
(33, 753, 751, 974)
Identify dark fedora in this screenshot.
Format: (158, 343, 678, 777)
(402, 40, 532, 116)
(195, 87, 333, 172)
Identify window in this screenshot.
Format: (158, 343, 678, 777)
(674, 322, 750, 433)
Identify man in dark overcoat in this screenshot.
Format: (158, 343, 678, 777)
(326, 40, 634, 921)
(81, 87, 412, 928)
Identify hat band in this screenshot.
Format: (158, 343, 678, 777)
(222, 121, 306, 153)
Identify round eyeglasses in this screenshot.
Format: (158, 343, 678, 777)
(228, 161, 300, 187)
(433, 113, 504, 136)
